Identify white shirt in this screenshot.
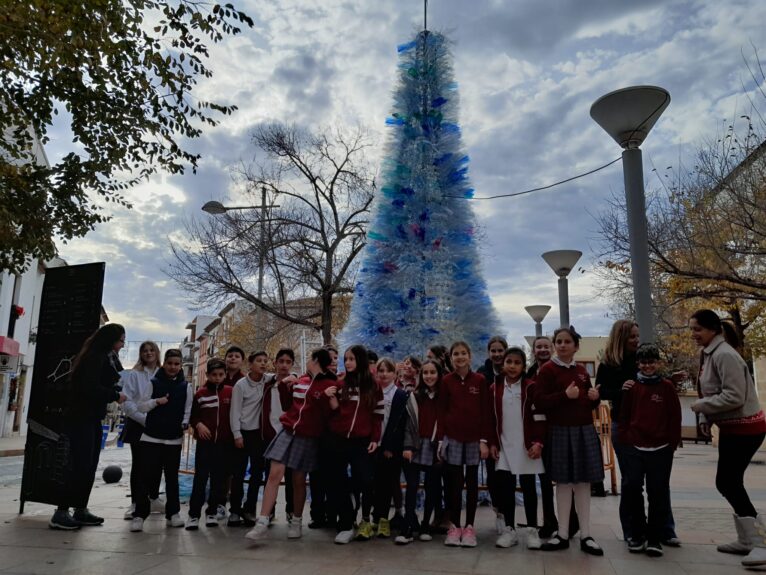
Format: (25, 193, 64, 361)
(230, 373, 268, 439)
(120, 367, 159, 427)
(497, 378, 544, 475)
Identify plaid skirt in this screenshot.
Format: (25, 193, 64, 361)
(264, 428, 318, 473)
(413, 439, 437, 466)
(440, 436, 480, 466)
(544, 424, 604, 484)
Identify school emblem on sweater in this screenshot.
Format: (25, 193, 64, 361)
(651, 393, 663, 403)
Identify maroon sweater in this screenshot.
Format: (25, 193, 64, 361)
(489, 375, 546, 450)
(438, 370, 491, 443)
(328, 380, 384, 441)
(618, 376, 681, 448)
(260, 376, 293, 442)
(416, 390, 442, 441)
(189, 382, 233, 444)
(535, 360, 599, 426)
(280, 372, 336, 437)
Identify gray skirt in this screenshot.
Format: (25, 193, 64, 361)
(413, 439, 437, 466)
(264, 428, 318, 473)
(544, 424, 604, 484)
(441, 436, 480, 466)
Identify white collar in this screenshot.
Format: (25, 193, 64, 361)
(552, 356, 578, 368)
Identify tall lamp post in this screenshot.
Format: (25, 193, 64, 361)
(525, 305, 551, 337)
(542, 250, 582, 328)
(590, 86, 670, 344)
(202, 188, 279, 349)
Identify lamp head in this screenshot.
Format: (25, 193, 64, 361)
(525, 305, 552, 323)
(201, 201, 227, 215)
(590, 86, 670, 149)
(542, 250, 582, 277)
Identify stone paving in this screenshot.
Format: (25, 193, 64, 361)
(0, 442, 764, 574)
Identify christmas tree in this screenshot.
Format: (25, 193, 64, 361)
(340, 31, 502, 357)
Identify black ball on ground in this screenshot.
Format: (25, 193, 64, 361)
(102, 465, 123, 484)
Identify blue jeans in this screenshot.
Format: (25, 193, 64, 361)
(620, 444, 674, 542)
(613, 422, 677, 540)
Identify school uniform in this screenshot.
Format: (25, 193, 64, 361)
(134, 368, 193, 519)
(438, 370, 491, 465)
(372, 383, 408, 523)
(262, 374, 294, 517)
(535, 358, 604, 484)
(618, 373, 681, 544)
(264, 371, 336, 473)
(188, 380, 233, 519)
(489, 375, 546, 528)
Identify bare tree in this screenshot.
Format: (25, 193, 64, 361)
(167, 123, 375, 344)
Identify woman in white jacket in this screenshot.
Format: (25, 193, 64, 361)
(120, 341, 164, 519)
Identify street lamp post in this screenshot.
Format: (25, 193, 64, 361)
(202, 188, 280, 349)
(590, 86, 670, 343)
(541, 250, 582, 328)
(525, 305, 551, 337)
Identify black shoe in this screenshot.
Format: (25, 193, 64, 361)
(538, 524, 557, 539)
(73, 509, 104, 526)
(395, 525, 414, 545)
(390, 514, 406, 532)
(580, 537, 604, 556)
(308, 519, 327, 529)
(661, 537, 681, 547)
(646, 541, 663, 557)
(627, 538, 646, 553)
(541, 535, 570, 551)
(49, 510, 82, 531)
(591, 482, 607, 497)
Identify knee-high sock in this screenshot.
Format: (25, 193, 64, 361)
(573, 483, 591, 538)
(555, 483, 574, 539)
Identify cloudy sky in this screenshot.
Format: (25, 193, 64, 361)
(50, 0, 766, 356)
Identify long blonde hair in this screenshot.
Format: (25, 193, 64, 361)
(133, 341, 161, 371)
(603, 320, 638, 366)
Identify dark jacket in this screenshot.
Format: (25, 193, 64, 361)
(189, 381, 233, 444)
(145, 369, 189, 440)
(67, 352, 121, 420)
(477, 359, 500, 388)
(595, 354, 637, 420)
(380, 387, 409, 453)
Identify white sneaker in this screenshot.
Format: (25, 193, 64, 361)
(287, 516, 302, 539)
(166, 514, 184, 528)
(185, 517, 199, 531)
(419, 532, 433, 541)
(245, 516, 270, 541)
(496, 526, 519, 548)
(130, 517, 144, 532)
(495, 514, 506, 536)
(215, 504, 227, 521)
(527, 527, 542, 550)
(150, 498, 165, 514)
(205, 515, 218, 527)
(124, 504, 135, 520)
(335, 529, 355, 544)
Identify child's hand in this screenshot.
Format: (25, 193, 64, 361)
(234, 437, 244, 449)
(670, 370, 688, 384)
(527, 443, 542, 459)
(282, 375, 298, 388)
(587, 385, 600, 401)
(403, 449, 413, 462)
(622, 380, 635, 391)
(324, 386, 337, 397)
(565, 383, 580, 399)
(490, 445, 499, 461)
(367, 441, 378, 453)
(479, 442, 489, 460)
(117, 392, 128, 404)
(437, 441, 444, 462)
(384, 450, 393, 459)
(156, 394, 170, 405)
(196, 423, 211, 440)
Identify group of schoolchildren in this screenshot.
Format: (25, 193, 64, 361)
(120, 327, 682, 558)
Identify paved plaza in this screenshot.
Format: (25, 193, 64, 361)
(0, 441, 764, 574)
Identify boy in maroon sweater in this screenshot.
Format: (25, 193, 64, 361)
(618, 343, 681, 558)
(187, 358, 234, 530)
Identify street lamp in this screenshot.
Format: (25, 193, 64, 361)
(525, 305, 551, 337)
(201, 188, 280, 349)
(541, 250, 582, 328)
(590, 86, 670, 343)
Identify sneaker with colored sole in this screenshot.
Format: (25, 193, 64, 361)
(377, 518, 391, 538)
(445, 526, 462, 547)
(357, 520, 374, 540)
(461, 525, 478, 548)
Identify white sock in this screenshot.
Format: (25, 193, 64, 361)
(555, 484, 574, 539)
(573, 483, 591, 539)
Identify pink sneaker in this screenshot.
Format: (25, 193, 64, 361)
(444, 526, 462, 546)
(461, 525, 477, 547)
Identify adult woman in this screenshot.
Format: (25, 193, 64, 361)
(690, 310, 766, 567)
(597, 319, 679, 546)
(49, 324, 127, 530)
(120, 341, 164, 520)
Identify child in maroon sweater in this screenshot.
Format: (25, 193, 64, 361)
(535, 327, 604, 556)
(438, 341, 491, 548)
(618, 343, 681, 558)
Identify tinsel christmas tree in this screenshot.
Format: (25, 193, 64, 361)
(340, 30, 501, 358)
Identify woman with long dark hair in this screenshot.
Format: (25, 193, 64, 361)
(49, 324, 127, 530)
(690, 310, 766, 567)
